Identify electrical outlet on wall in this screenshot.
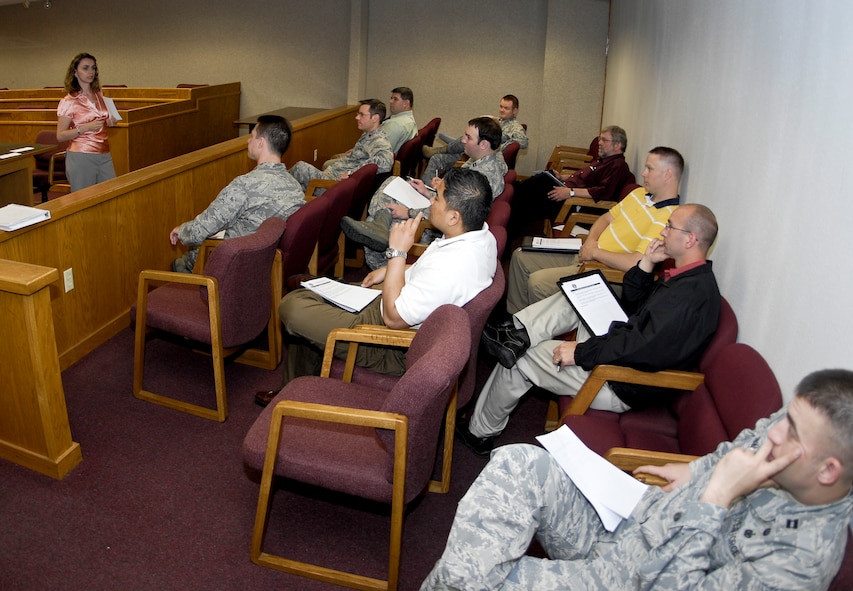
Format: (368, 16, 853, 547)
(63, 268, 74, 292)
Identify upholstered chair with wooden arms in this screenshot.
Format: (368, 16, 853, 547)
(390, 133, 422, 178)
(545, 296, 738, 432)
(305, 164, 377, 277)
(321, 266, 506, 493)
(132, 217, 286, 422)
(416, 117, 441, 176)
(242, 305, 470, 591)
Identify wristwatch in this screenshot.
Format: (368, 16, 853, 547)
(384, 248, 407, 260)
(569, 188, 575, 197)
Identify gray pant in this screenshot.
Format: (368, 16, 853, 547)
(65, 151, 116, 192)
(421, 444, 619, 590)
(469, 292, 628, 439)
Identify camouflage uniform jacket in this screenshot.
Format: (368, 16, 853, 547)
(325, 128, 393, 178)
(500, 116, 528, 150)
(422, 410, 853, 590)
(176, 162, 304, 246)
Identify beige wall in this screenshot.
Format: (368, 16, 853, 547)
(0, 0, 611, 176)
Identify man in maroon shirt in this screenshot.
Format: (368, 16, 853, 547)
(508, 125, 633, 238)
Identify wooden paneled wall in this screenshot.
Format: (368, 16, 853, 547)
(0, 104, 360, 370)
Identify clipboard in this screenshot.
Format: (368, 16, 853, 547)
(557, 270, 628, 336)
(522, 235, 581, 253)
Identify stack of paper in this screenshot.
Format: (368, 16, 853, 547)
(0, 204, 51, 232)
(300, 277, 380, 313)
(522, 236, 582, 253)
(537, 425, 648, 531)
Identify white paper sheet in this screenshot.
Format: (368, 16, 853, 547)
(300, 277, 381, 313)
(383, 176, 431, 210)
(537, 425, 648, 531)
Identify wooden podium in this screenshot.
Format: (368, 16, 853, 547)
(0, 259, 81, 479)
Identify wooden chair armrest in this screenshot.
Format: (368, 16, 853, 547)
(139, 268, 215, 287)
(48, 150, 66, 185)
(320, 324, 417, 381)
(576, 260, 626, 284)
(193, 237, 224, 273)
(273, 399, 406, 432)
(305, 178, 339, 200)
(605, 447, 700, 487)
(560, 365, 704, 421)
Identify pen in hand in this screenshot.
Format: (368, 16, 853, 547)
(555, 360, 562, 372)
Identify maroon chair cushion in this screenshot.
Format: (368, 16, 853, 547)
(313, 164, 377, 274)
(395, 134, 422, 179)
(491, 226, 508, 260)
(243, 305, 470, 505)
(279, 195, 329, 290)
(486, 201, 511, 230)
(418, 118, 441, 151)
(143, 217, 285, 348)
(502, 142, 520, 171)
(698, 297, 738, 373)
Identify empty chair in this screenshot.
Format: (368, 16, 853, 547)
(132, 217, 286, 422)
(278, 195, 329, 293)
(308, 164, 377, 277)
(242, 305, 471, 591)
(32, 130, 70, 202)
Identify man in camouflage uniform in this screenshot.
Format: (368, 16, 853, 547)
(169, 115, 304, 273)
(422, 369, 853, 591)
(422, 94, 527, 181)
(341, 116, 507, 270)
(290, 98, 394, 190)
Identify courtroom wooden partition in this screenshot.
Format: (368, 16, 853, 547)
(0, 104, 360, 478)
(0, 83, 241, 175)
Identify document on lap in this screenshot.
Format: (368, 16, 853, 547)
(384, 176, 432, 210)
(300, 277, 381, 313)
(537, 425, 648, 532)
(521, 236, 582, 253)
(558, 270, 628, 336)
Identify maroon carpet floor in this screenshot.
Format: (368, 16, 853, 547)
(0, 324, 549, 590)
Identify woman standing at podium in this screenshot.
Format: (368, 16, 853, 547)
(56, 53, 117, 192)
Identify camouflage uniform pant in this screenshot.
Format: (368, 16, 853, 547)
(421, 443, 620, 590)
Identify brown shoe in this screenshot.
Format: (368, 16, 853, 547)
(254, 389, 279, 408)
(422, 144, 447, 158)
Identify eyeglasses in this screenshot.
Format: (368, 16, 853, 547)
(665, 221, 691, 234)
(598, 137, 613, 144)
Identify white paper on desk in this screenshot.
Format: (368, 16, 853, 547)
(103, 96, 122, 121)
(537, 425, 648, 532)
(300, 277, 380, 313)
(0, 152, 18, 159)
(559, 271, 628, 336)
(383, 177, 431, 210)
(10, 146, 34, 153)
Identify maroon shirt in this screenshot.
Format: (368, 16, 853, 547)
(564, 153, 633, 202)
